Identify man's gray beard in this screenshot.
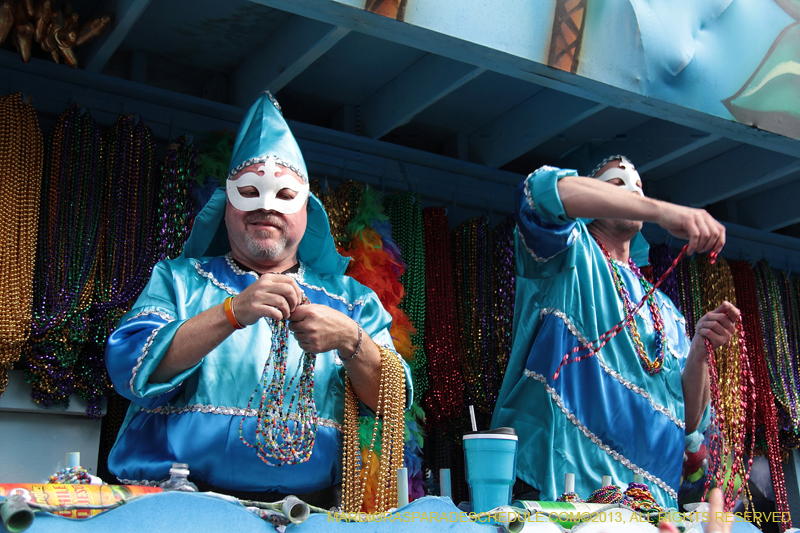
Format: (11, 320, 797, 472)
(608, 219, 643, 240)
(243, 229, 287, 260)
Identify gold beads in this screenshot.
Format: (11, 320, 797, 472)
(0, 93, 43, 396)
(342, 345, 406, 513)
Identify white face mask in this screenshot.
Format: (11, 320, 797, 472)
(594, 161, 644, 196)
(226, 157, 309, 214)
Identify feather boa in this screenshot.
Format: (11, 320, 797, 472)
(343, 187, 426, 508)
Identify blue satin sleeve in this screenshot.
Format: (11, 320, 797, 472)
(106, 312, 200, 408)
(514, 166, 580, 266)
(105, 261, 203, 408)
(351, 288, 415, 411)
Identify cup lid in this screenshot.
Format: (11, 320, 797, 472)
(463, 427, 518, 440)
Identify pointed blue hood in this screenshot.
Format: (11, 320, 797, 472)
(180, 92, 350, 275)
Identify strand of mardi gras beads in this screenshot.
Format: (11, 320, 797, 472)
(493, 216, 515, 390)
(556, 491, 583, 503)
(25, 104, 102, 408)
(676, 259, 696, 338)
(312, 180, 363, 249)
(753, 262, 800, 431)
(780, 272, 800, 448)
(775, 273, 800, 452)
(83, 115, 159, 418)
(689, 259, 704, 338)
(552, 245, 689, 380)
(586, 485, 630, 505)
(649, 244, 681, 314)
(755, 262, 800, 451)
(730, 261, 791, 530)
(238, 294, 318, 466)
(422, 207, 464, 425)
(158, 136, 197, 260)
(384, 192, 428, 397)
(0, 93, 42, 398)
(704, 323, 756, 512)
(623, 482, 663, 516)
(453, 217, 497, 427)
(342, 345, 406, 513)
(698, 256, 755, 512)
(598, 241, 668, 375)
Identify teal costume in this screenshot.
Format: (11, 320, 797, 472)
(105, 93, 412, 493)
(491, 166, 699, 509)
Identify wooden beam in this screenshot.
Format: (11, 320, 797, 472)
(359, 54, 485, 139)
(288, 119, 523, 186)
(558, 119, 721, 175)
(736, 172, 800, 231)
(83, 0, 153, 73)
(230, 16, 349, 107)
(0, 50, 243, 140)
(469, 89, 605, 168)
(651, 145, 800, 207)
(637, 135, 722, 175)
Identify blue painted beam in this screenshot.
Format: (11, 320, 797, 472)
(83, 0, 153, 73)
(559, 119, 714, 174)
(652, 145, 800, 207)
(230, 15, 349, 107)
(735, 168, 800, 231)
(637, 136, 721, 174)
(468, 88, 606, 168)
(359, 54, 486, 139)
(301, 143, 516, 225)
(243, 0, 800, 159)
(0, 50, 243, 139)
(289, 119, 523, 186)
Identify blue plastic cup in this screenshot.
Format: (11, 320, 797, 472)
(463, 428, 518, 513)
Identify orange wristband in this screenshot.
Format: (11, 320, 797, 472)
(224, 297, 245, 329)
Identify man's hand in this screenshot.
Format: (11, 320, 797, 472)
(656, 203, 726, 256)
(288, 304, 359, 355)
(232, 274, 303, 324)
(692, 301, 740, 351)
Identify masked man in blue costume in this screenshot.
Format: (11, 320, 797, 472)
(491, 156, 739, 510)
(105, 92, 412, 507)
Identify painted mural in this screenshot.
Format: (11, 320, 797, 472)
(365, 0, 409, 21)
(724, 1, 800, 139)
(350, 0, 800, 141)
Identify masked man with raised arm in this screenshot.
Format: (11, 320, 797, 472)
(492, 157, 738, 509)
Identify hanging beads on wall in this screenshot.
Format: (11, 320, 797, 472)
(453, 216, 496, 428)
(384, 192, 428, 398)
(492, 216, 515, 389)
(730, 261, 791, 530)
(754, 261, 800, 446)
(422, 207, 464, 425)
(158, 136, 198, 260)
(314, 180, 363, 249)
(0, 93, 42, 398)
(81, 114, 160, 418)
(24, 104, 102, 407)
(648, 243, 681, 313)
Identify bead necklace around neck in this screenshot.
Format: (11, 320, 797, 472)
(596, 240, 667, 376)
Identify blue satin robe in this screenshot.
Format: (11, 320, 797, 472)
(105, 254, 412, 493)
(491, 166, 699, 509)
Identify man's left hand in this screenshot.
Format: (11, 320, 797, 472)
(692, 301, 740, 351)
(288, 304, 359, 355)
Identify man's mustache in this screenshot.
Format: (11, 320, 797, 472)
(244, 213, 286, 229)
